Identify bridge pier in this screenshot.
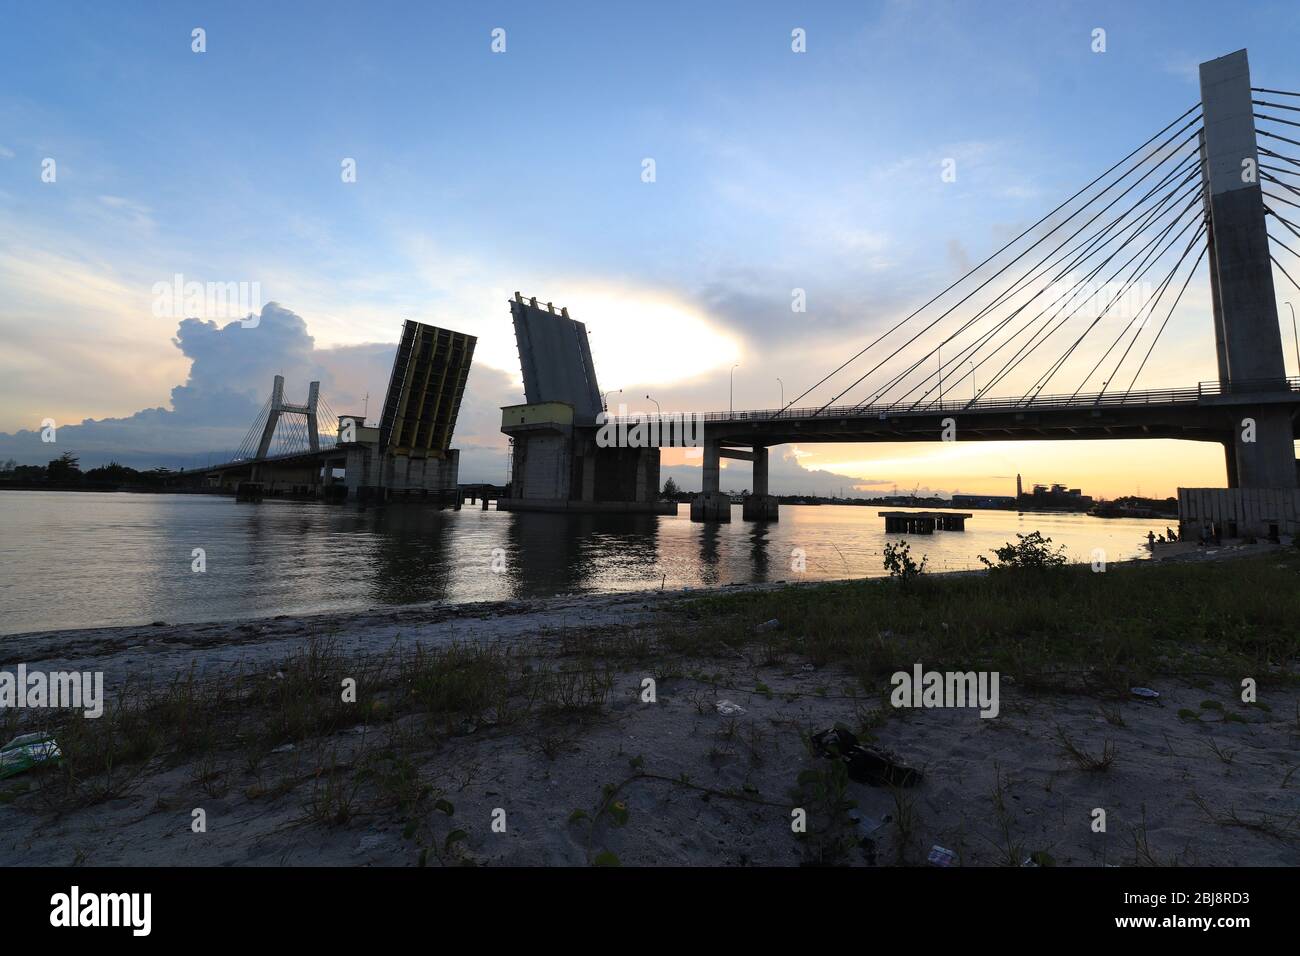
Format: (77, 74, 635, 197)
(689, 441, 779, 521)
(690, 438, 732, 521)
(498, 403, 675, 514)
(742, 445, 778, 521)
(1232, 406, 1297, 488)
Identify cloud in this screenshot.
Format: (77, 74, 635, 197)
(660, 446, 897, 498)
(0, 301, 522, 481)
(0, 296, 954, 493)
(95, 194, 154, 230)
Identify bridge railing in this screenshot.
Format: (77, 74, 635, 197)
(1194, 375, 1300, 397)
(600, 376, 1300, 425)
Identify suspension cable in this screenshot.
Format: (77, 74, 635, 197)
(877, 153, 1203, 409)
(774, 104, 1202, 416)
(899, 164, 1203, 409)
(819, 123, 1203, 413)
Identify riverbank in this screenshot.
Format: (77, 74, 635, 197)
(2, 547, 1297, 866)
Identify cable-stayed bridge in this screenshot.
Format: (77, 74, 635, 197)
(501, 50, 1300, 533)
(186, 322, 478, 503)
(181, 51, 1300, 537)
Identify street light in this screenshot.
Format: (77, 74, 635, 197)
(645, 394, 661, 416)
(602, 388, 622, 412)
(776, 377, 784, 409)
(967, 360, 977, 402)
(730, 363, 739, 415)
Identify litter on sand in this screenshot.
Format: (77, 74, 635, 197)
(927, 845, 957, 867)
(848, 810, 893, 865)
(848, 810, 892, 840)
(811, 724, 922, 787)
(715, 700, 746, 716)
(1130, 687, 1160, 700)
(0, 733, 62, 780)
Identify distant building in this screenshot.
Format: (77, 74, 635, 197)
(951, 493, 1016, 510)
(1016, 479, 1093, 512)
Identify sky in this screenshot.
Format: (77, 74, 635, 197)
(2, 0, 1299, 496)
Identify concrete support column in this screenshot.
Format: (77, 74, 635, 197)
(752, 446, 769, 496)
(690, 437, 731, 521)
(702, 438, 721, 493)
(1233, 406, 1298, 488)
(742, 445, 779, 521)
(1223, 440, 1238, 489)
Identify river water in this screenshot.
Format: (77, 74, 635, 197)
(0, 491, 1165, 635)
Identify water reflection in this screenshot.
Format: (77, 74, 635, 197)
(697, 522, 723, 587)
(748, 521, 772, 583)
(367, 505, 455, 605)
(0, 491, 1163, 635)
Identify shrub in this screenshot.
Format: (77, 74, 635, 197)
(978, 530, 1067, 571)
(883, 539, 927, 585)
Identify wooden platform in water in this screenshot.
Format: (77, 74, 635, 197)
(878, 511, 972, 533)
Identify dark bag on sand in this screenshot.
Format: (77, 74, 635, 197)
(811, 724, 922, 788)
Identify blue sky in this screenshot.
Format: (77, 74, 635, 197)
(2, 1, 1299, 493)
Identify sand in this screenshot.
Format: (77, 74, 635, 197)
(1, 565, 1297, 867)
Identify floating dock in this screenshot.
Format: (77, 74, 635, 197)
(878, 511, 972, 534)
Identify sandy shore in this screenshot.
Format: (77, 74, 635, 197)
(2, 547, 1297, 867)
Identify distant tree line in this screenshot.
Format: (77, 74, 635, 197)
(0, 454, 177, 489)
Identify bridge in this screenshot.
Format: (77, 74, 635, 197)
(186, 321, 479, 503)
(500, 50, 1300, 534)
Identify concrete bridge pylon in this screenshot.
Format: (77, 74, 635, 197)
(1199, 49, 1298, 489)
(254, 374, 321, 461)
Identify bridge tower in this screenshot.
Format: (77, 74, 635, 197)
(1199, 50, 1298, 488)
(253, 374, 321, 460)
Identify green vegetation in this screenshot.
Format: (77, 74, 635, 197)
(0, 455, 177, 489)
(882, 539, 927, 585)
(679, 552, 1300, 693)
(978, 531, 1068, 571)
(10, 639, 612, 818)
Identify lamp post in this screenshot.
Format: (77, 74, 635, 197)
(776, 377, 784, 409)
(967, 360, 977, 402)
(602, 388, 622, 412)
(730, 364, 739, 415)
(645, 394, 661, 416)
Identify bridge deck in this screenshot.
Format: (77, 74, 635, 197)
(597, 378, 1300, 445)
(608, 377, 1300, 425)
